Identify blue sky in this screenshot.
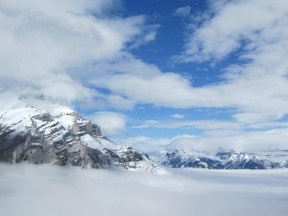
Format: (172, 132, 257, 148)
(1, 0, 288, 152)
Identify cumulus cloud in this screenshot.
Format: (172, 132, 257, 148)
(90, 111, 126, 136)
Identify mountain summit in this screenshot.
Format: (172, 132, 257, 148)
(0, 97, 158, 172)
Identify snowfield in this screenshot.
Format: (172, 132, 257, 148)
(0, 164, 287, 216)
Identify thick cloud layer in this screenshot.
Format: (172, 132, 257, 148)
(0, 164, 287, 216)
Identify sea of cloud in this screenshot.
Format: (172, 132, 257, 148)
(0, 163, 287, 216)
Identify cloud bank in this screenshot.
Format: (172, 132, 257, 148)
(0, 164, 287, 216)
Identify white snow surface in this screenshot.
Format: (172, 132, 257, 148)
(0, 98, 45, 136)
(0, 97, 77, 130)
(0, 163, 287, 216)
(80, 135, 117, 150)
(228, 152, 250, 162)
(0, 97, 83, 137)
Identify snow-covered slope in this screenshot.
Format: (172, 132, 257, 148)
(162, 149, 223, 169)
(0, 97, 158, 172)
(218, 150, 280, 169)
(162, 149, 283, 170)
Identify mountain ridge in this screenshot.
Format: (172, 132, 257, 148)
(161, 149, 286, 169)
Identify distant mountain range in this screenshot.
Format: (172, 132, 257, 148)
(161, 149, 288, 169)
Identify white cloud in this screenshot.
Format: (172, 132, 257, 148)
(128, 24, 160, 49)
(173, 6, 191, 17)
(134, 119, 243, 130)
(92, 72, 203, 108)
(170, 113, 185, 119)
(128, 116, 288, 153)
(1, 164, 287, 216)
(91, 52, 288, 124)
(116, 136, 171, 153)
(107, 95, 135, 110)
(167, 128, 288, 153)
(167, 0, 288, 123)
(0, 0, 151, 102)
(89, 111, 126, 136)
(176, 0, 288, 62)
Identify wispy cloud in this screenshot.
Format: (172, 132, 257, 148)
(133, 119, 242, 130)
(133, 118, 288, 131)
(170, 113, 185, 119)
(173, 6, 191, 17)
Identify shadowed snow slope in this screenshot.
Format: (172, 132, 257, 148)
(0, 164, 287, 216)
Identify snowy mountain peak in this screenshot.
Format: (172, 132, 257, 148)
(162, 149, 223, 169)
(162, 149, 283, 170)
(0, 97, 159, 172)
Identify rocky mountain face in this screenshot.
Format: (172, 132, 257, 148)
(162, 149, 284, 170)
(0, 98, 158, 172)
